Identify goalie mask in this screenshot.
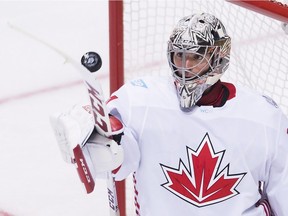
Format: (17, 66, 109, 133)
(167, 13, 231, 112)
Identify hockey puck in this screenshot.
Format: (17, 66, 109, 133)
(81, 52, 102, 72)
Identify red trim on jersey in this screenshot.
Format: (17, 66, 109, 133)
(133, 173, 141, 215)
(112, 165, 122, 174)
(107, 95, 118, 104)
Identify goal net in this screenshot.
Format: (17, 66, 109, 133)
(109, 0, 288, 215)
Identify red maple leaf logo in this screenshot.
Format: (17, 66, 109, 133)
(160, 133, 246, 207)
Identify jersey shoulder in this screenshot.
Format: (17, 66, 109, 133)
(236, 85, 279, 109)
(233, 84, 284, 124)
(107, 75, 178, 118)
(120, 75, 177, 105)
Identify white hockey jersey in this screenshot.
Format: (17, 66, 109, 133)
(107, 76, 288, 216)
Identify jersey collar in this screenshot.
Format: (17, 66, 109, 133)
(196, 80, 236, 107)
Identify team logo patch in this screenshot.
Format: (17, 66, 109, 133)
(130, 79, 147, 88)
(160, 133, 246, 207)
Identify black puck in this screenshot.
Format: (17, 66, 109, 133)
(81, 52, 102, 72)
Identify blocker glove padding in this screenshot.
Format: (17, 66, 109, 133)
(50, 104, 124, 176)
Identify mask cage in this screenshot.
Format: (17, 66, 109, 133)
(168, 45, 221, 85)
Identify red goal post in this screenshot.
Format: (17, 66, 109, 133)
(226, 0, 288, 23)
(109, 0, 288, 215)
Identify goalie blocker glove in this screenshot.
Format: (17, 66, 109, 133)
(50, 104, 124, 192)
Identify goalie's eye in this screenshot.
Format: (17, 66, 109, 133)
(175, 52, 183, 58)
(173, 52, 206, 68)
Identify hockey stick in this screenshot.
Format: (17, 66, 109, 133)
(81, 52, 120, 216)
(8, 23, 120, 216)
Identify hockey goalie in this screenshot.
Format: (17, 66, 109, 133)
(50, 12, 288, 216)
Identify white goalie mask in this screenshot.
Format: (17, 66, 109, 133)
(167, 13, 231, 112)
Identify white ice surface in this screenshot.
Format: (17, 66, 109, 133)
(0, 1, 112, 216)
